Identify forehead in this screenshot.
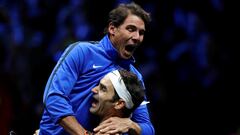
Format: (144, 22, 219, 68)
(121, 14, 145, 30)
(100, 75, 114, 92)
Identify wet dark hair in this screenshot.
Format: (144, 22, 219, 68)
(112, 69, 145, 117)
(104, 2, 151, 34)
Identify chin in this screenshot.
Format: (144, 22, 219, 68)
(121, 54, 132, 59)
(125, 56, 132, 59)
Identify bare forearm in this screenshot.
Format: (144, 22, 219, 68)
(59, 116, 85, 135)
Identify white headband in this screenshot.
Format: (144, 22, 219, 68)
(106, 70, 134, 109)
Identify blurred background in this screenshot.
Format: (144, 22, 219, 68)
(0, 0, 237, 135)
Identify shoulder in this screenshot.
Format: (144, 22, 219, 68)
(130, 65, 143, 80)
(130, 65, 146, 90)
(64, 41, 101, 54)
(75, 41, 100, 48)
(73, 41, 101, 51)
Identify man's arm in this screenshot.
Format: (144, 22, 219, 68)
(34, 116, 91, 135)
(43, 44, 81, 124)
(59, 116, 90, 135)
(37, 116, 92, 135)
(42, 44, 87, 133)
(93, 105, 155, 135)
(93, 117, 141, 135)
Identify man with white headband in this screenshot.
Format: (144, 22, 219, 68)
(89, 69, 145, 134)
(34, 69, 145, 135)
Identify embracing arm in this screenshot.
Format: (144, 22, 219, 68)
(43, 43, 88, 134)
(93, 117, 141, 135)
(60, 116, 92, 135)
(93, 104, 155, 135)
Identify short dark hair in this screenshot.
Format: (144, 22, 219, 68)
(104, 2, 151, 34)
(112, 69, 145, 117)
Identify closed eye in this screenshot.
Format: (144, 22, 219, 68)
(99, 83, 107, 92)
(126, 25, 136, 32)
(126, 25, 145, 36)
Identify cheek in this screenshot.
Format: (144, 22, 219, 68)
(140, 36, 144, 41)
(98, 101, 112, 113)
(118, 30, 130, 39)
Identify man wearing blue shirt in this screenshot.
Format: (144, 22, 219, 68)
(40, 2, 154, 135)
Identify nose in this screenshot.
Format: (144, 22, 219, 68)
(131, 32, 141, 43)
(91, 86, 98, 93)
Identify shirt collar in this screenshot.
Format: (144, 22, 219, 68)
(100, 34, 135, 64)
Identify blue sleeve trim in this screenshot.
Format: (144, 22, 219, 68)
(131, 105, 155, 135)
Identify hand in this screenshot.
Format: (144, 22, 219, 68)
(93, 117, 133, 134)
(33, 129, 39, 135)
(94, 132, 113, 135)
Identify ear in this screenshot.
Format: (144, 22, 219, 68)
(114, 99, 125, 110)
(108, 22, 116, 35)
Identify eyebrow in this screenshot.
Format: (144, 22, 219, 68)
(128, 24, 145, 30)
(99, 83, 107, 90)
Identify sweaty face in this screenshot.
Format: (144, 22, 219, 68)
(109, 14, 146, 59)
(90, 76, 116, 117)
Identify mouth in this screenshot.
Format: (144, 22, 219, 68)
(125, 44, 137, 54)
(91, 96, 99, 108)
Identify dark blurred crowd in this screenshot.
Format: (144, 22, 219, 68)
(1, 0, 237, 135)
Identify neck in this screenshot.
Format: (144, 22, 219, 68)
(100, 110, 124, 123)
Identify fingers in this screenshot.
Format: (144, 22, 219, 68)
(94, 117, 125, 134)
(98, 117, 113, 125)
(94, 121, 112, 132)
(104, 129, 120, 134)
(100, 126, 116, 133)
(94, 124, 111, 132)
(94, 131, 111, 135)
(94, 124, 105, 132)
(94, 125, 120, 134)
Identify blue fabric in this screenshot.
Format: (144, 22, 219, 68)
(39, 35, 155, 135)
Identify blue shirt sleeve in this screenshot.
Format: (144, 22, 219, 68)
(129, 66, 155, 135)
(131, 104, 155, 135)
(43, 43, 83, 124)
